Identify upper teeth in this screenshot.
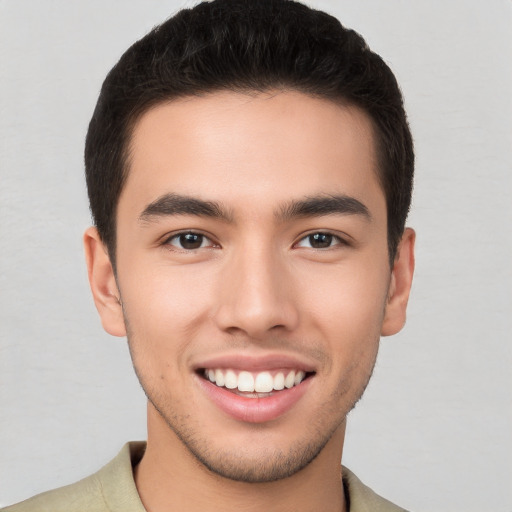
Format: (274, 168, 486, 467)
(205, 369, 306, 393)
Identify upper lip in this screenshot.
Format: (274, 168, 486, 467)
(193, 352, 318, 373)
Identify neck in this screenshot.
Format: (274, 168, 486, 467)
(135, 403, 347, 512)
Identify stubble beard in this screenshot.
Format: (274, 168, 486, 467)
(142, 384, 348, 483)
(157, 405, 337, 483)
(126, 338, 378, 485)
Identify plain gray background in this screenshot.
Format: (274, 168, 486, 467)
(1, 1, 511, 510)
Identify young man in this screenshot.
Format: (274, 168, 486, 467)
(4, 0, 414, 510)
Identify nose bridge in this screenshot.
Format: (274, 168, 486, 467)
(214, 237, 298, 337)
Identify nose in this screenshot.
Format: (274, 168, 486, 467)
(213, 244, 299, 339)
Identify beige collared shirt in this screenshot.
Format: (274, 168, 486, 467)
(2, 442, 408, 512)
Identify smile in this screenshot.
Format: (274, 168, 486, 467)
(194, 355, 317, 422)
(203, 368, 307, 394)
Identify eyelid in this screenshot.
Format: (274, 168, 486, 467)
(161, 229, 219, 249)
(293, 230, 351, 249)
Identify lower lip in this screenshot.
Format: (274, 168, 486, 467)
(196, 374, 313, 423)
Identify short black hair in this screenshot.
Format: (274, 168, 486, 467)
(85, 0, 414, 266)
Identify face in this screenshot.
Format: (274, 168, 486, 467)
(86, 91, 414, 483)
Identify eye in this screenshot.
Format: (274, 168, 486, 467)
(165, 232, 215, 250)
(295, 232, 344, 249)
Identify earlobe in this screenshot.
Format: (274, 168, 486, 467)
(83, 227, 126, 337)
(381, 228, 415, 337)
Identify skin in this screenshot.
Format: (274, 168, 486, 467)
(85, 91, 415, 512)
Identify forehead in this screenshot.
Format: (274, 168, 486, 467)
(121, 90, 383, 219)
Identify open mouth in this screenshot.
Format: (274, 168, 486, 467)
(195, 363, 316, 422)
(198, 368, 315, 397)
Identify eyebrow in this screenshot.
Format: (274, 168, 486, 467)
(138, 193, 232, 222)
(278, 194, 371, 222)
(138, 192, 371, 224)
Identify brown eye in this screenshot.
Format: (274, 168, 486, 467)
(296, 232, 344, 249)
(167, 232, 210, 250)
(308, 233, 333, 248)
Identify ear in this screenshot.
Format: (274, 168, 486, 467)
(381, 228, 415, 336)
(83, 227, 126, 337)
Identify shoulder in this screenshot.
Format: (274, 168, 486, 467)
(2, 442, 146, 512)
(342, 466, 410, 512)
(1, 473, 105, 512)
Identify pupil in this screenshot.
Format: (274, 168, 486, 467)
(310, 233, 332, 248)
(180, 233, 202, 249)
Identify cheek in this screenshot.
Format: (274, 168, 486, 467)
(298, 258, 390, 347)
(304, 265, 387, 399)
(118, 262, 214, 364)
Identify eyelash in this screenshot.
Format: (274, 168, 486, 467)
(163, 231, 218, 251)
(294, 231, 348, 250)
(163, 230, 348, 251)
